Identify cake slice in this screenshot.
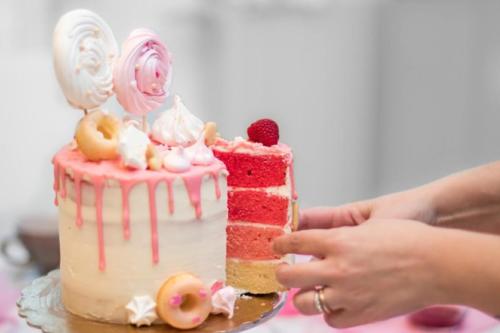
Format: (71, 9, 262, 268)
(213, 119, 298, 294)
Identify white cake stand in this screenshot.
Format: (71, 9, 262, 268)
(17, 270, 286, 333)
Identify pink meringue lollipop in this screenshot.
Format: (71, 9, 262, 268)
(113, 29, 172, 117)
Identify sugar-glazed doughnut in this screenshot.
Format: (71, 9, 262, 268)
(75, 110, 121, 161)
(156, 273, 212, 330)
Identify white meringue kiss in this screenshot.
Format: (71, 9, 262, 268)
(211, 286, 237, 319)
(163, 147, 191, 173)
(118, 125, 150, 170)
(53, 9, 118, 110)
(125, 295, 158, 327)
(185, 132, 215, 165)
(152, 95, 204, 147)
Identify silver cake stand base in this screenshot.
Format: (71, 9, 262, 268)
(17, 270, 286, 333)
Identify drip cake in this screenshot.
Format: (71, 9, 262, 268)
(213, 119, 299, 294)
(50, 8, 298, 330)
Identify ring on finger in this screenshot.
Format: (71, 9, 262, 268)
(314, 286, 333, 314)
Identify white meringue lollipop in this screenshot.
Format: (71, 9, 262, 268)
(53, 9, 118, 110)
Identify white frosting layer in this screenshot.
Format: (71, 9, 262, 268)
(53, 9, 118, 110)
(152, 95, 204, 147)
(211, 286, 237, 319)
(185, 132, 215, 166)
(125, 295, 158, 327)
(58, 173, 227, 324)
(163, 147, 191, 173)
(118, 125, 150, 170)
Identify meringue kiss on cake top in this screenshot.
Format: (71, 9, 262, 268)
(51, 9, 235, 329)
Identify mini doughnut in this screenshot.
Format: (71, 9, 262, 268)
(75, 110, 121, 161)
(156, 273, 212, 330)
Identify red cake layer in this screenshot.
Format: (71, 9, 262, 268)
(213, 150, 288, 188)
(228, 190, 288, 226)
(226, 224, 284, 260)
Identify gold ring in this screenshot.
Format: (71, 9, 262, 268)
(314, 286, 332, 314)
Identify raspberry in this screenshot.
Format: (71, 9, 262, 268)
(247, 119, 279, 146)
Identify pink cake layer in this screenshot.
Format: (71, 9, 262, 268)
(228, 190, 289, 226)
(226, 224, 284, 260)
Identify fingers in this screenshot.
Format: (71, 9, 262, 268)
(273, 230, 329, 256)
(299, 203, 371, 230)
(293, 287, 342, 316)
(275, 261, 330, 288)
(294, 288, 361, 328)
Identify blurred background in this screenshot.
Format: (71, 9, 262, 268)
(2, 0, 500, 332)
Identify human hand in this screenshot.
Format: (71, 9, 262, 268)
(300, 189, 437, 230)
(274, 220, 446, 328)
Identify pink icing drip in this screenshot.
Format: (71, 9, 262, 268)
(120, 182, 133, 240)
(52, 146, 226, 270)
(166, 178, 174, 215)
(211, 171, 221, 200)
(53, 162, 60, 206)
(60, 171, 67, 199)
(182, 176, 203, 219)
(147, 179, 160, 264)
(93, 177, 106, 271)
(289, 159, 298, 201)
(192, 316, 201, 324)
(74, 173, 83, 227)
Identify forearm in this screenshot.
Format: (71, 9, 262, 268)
(415, 162, 500, 229)
(429, 227, 500, 316)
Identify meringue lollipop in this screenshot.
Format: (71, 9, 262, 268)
(53, 9, 118, 110)
(113, 29, 172, 120)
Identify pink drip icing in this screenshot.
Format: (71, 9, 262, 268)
(289, 159, 298, 201)
(147, 179, 160, 264)
(120, 182, 133, 240)
(211, 171, 221, 200)
(166, 178, 174, 215)
(60, 171, 67, 199)
(183, 176, 203, 219)
(74, 173, 83, 227)
(93, 177, 106, 271)
(53, 162, 60, 206)
(52, 146, 226, 270)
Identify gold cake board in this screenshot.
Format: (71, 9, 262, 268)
(17, 270, 286, 333)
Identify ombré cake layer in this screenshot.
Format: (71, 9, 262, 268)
(214, 132, 298, 294)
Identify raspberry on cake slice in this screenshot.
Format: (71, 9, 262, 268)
(213, 119, 298, 294)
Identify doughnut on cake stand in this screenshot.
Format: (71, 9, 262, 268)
(17, 270, 286, 333)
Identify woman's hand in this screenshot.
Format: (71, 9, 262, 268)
(300, 189, 437, 230)
(274, 220, 446, 328)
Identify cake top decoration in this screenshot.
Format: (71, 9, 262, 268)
(53, 9, 118, 110)
(113, 28, 172, 117)
(247, 118, 280, 147)
(152, 95, 204, 147)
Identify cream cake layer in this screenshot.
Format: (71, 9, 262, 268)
(54, 145, 228, 324)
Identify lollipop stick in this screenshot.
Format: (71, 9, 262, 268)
(142, 115, 147, 132)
